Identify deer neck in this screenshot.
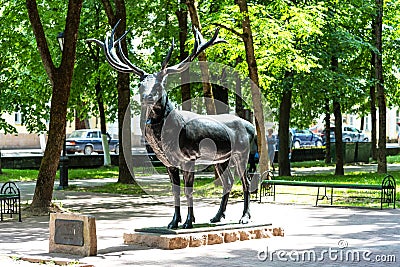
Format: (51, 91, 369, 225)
(144, 94, 179, 167)
(145, 93, 172, 126)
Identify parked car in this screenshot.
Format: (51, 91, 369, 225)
(290, 128, 323, 148)
(65, 129, 119, 155)
(321, 125, 369, 144)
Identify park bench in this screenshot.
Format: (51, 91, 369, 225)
(248, 171, 274, 200)
(259, 173, 396, 209)
(0, 181, 21, 222)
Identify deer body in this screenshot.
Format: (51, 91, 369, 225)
(88, 23, 256, 229)
(145, 109, 255, 167)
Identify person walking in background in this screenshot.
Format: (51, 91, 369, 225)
(267, 128, 277, 171)
(248, 135, 258, 173)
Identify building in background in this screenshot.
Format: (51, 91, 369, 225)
(343, 107, 400, 142)
(0, 111, 122, 150)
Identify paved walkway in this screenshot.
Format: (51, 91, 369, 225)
(0, 165, 399, 266)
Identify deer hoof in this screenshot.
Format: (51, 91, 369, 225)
(182, 219, 194, 229)
(210, 212, 225, 223)
(239, 213, 251, 224)
(167, 221, 179, 229)
(167, 216, 181, 229)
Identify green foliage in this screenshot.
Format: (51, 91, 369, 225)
(0, 0, 399, 135)
(0, 0, 55, 133)
(200, 1, 330, 127)
(383, 0, 400, 107)
(0, 117, 17, 134)
(69, 1, 118, 124)
(0, 1, 122, 134)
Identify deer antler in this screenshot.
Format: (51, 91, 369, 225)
(87, 21, 225, 77)
(86, 20, 146, 78)
(162, 27, 227, 74)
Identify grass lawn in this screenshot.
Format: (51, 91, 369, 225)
(65, 169, 400, 209)
(1, 157, 399, 208)
(0, 166, 120, 183)
(0, 166, 167, 183)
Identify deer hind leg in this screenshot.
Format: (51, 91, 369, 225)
(210, 161, 234, 223)
(233, 154, 251, 224)
(182, 170, 195, 229)
(167, 167, 181, 229)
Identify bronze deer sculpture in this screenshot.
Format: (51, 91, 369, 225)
(88, 22, 256, 229)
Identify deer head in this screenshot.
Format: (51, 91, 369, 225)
(87, 21, 226, 108)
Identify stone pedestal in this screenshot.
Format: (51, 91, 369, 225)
(124, 222, 284, 250)
(49, 213, 97, 256)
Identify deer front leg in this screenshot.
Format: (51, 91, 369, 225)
(211, 161, 234, 223)
(182, 171, 195, 229)
(167, 167, 181, 229)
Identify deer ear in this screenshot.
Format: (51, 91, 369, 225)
(139, 74, 148, 82)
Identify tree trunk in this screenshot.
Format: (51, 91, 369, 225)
(333, 100, 344, 175)
(331, 56, 344, 175)
(375, 0, 387, 173)
(101, 0, 137, 183)
(324, 99, 331, 164)
(74, 111, 90, 129)
(237, 0, 269, 175)
(117, 71, 135, 183)
(214, 85, 229, 114)
(95, 81, 111, 166)
(278, 71, 293, 176)
(176, 5, 191, 111)
(235, 74, 244, 119)
(33, 79, 70, 212)
(26, 0, 83, 213)
(360, 116, 365, 131)
(186, 0, 216, 115)
(370, 52, 378, 160)
(213, 69, 229, 114)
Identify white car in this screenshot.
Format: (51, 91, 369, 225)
(322, 125, 369, 143)
(342, 126, 369, 142)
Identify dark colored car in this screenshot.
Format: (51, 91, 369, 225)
(290, 128, 323, 148)
(321, 125, 369, 144)
(65, 129, 119, 155)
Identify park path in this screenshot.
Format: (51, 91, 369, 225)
(0, 164, 399, 266)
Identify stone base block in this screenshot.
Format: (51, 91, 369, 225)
(49, 213, 97, 256)
(124, 223, 284, 250)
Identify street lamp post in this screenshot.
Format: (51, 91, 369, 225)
(57, 31, 68, 189)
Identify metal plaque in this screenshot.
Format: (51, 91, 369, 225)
(54, 219, 84, 246)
